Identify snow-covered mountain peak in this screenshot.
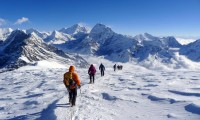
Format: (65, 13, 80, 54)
(29, 32, 43, 42)
(26, 28, 37, 33)
(90, 23, 113, 34)
(59, 24, 89, 35)
(161, 36, 181, 48)
(143, 32, 154, 37)
(162, 36, 177, 42)
(134, 33, 158, 42)
(26, 28, 49, 39)
(44, 30, 71, 44)
(30, 31, 38, 37)
(71, 23, 84, 29)
(8, 30, 29, 40)
(89, 23, 114, 41)
(6, 30, 44, 46)
(26, 28, 41, 35)
(51, 30, 62, 37)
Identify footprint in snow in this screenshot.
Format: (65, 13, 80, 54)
(147, 95, 179, 104)
(144, 84, 158, 87)
(167, 113, 179, 118)
(23, 100, 39, 106)
(190, 78, 199, 80)
(190, 88, 200, 90)
(168, 90, 200, 97)
(0, 87, 6, 91)
(22, 93, 44, 99)
(101, 93, 117, 101)
(136, 88, 151, 91)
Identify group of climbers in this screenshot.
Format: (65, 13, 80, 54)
(113, 64, 123, 71)
(63, 63, 124, 107)
(88, 63, 106, 83)
(63, 63, 106, 107)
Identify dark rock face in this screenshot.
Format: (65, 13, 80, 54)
(0, 30, 30, 69)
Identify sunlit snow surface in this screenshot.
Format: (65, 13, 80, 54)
(0, 56, 200, 120)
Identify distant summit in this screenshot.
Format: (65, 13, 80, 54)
(44, 30, 71, 44)
(59, 24, 89, 40)
(59, 24, 89, 35)
(25, 28, 49, 39)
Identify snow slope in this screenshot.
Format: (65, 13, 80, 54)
(0, 56, 200, 120)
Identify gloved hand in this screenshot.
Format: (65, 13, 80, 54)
(78, 85, 81, 89)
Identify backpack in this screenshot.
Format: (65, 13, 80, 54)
(89, 66, 96, 75)
(64, 72, 76, 90)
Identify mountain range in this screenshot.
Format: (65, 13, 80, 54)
(0, 29, 87, 72)
(0, 23, 199, 70)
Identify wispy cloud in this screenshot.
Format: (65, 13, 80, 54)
(15, 17, 29, 25)
(0, 18, 6, 26)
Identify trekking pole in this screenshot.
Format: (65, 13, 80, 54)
(70, 107, 73, 120)
(80, 88, 82, 97)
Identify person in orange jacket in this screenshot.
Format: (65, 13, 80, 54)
(63, 66, 81, 107)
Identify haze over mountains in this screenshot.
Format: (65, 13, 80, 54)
(0, 23, 199, 70)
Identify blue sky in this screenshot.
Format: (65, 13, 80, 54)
(0, 0, 200, 37)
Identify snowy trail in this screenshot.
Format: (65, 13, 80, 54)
(1, 62, 200, 119)
(55, 71, 118, 120)
(54, 64, 200, 120)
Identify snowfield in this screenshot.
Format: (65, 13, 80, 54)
(0, 56, 200, 120)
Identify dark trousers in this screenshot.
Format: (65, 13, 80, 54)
(90, 74, 95, 83)
(69, 88, 77, 106)
(100, 70, 104, 76)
